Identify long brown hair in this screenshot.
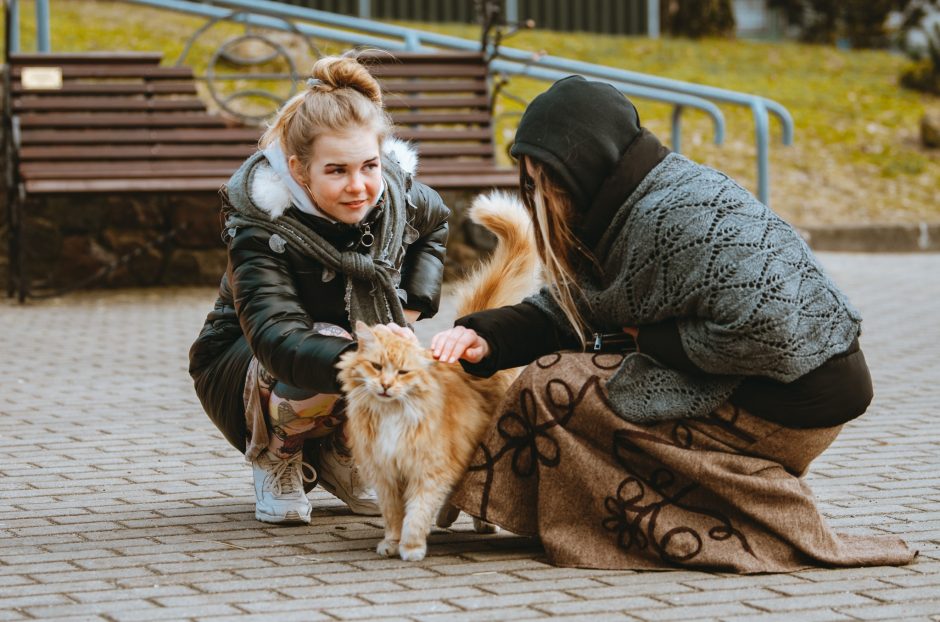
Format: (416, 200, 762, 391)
(519, 156, 595, 340)
(259, 54, 393, 168)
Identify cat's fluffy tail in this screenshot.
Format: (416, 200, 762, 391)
(454, 191, 540, 317)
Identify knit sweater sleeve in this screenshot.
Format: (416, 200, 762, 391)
(654, 182, 862, 383)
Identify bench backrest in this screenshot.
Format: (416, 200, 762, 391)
(363, 51, 517, 190)
(7, 51, 516, 194)
(8, 52, 258, 194)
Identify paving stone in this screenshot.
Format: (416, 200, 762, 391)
(414, 607, 549, 622)
(721, 610, 855, 622)
(450, 589, 577, 609)
(237, 595, 365, 612)
(485, 576, 609, 595)
(744, 591, 880, 612)
(536, 595, 666, 615)
(630, 602, 761, 620)
(196, 612, 334, 622)
(323, 600, 458, 620)
(655, 586, 780, 605)
(362, 585, 487, 604)
(838, 601, 940, 620)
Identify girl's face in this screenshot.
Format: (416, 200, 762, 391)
(289, 128, 383, 225)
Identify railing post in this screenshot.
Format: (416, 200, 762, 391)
(357, 0, 370, 19)
(752, 98, 771, 206)
(36, 0, 51, 52)
(8, 0, 19, 54)
(505, 0, 518, 24)
(647, 0, 660, 38)
(671, 105, 683, 153)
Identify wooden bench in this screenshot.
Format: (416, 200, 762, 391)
(362, 51, 518, 191)
(5, 52, 260, 299)
(3, 50, 517, 299)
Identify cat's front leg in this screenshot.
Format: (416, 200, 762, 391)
(399, 483, 449, 561)
(373, 476, 403, 557)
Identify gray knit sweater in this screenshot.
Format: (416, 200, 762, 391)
(526, 153, 863, 423)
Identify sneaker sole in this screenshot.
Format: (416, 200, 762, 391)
(255, 508, 311, 525)
(318, 480, 382, 516)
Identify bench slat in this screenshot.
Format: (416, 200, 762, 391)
(384, 94, 490, 109)
(381, 80, 487, 95)
(12, 82, 198, 96)
(19, 127, 485, 146)
(14, 97, 207, 113)
(10, 52, 164, 65)
(391, 111, 492, 125)
(13, 65, 194, 80)
(368, 64, 487, 78)
(395, 128, 492, 142)
(416, 172, 518, 190)
(20, 145, 497, 162)
(20, 161, 244, 179)
(18, 112, 230, 129)
(419, 160, 504, 170)
(19, 128, 261, 145)
(25, 178, 227, 194)
(412, 144, 497, 157)
(19, 144, 257, 161)
(362, 52, 486, 64)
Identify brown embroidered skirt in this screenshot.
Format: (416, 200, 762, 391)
(450, 352, 916, 573)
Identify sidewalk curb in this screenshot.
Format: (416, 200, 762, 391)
(799, 222, 940, 253)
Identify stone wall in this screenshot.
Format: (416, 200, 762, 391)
(3, 191, 226, 295)
(0, 188, 494, 296)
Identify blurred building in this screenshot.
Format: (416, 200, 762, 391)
(274, 0, 783, 39)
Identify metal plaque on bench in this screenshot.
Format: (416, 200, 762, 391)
(21, 66, 63, 90)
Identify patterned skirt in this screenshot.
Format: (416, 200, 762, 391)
(450, 352, 916, 573)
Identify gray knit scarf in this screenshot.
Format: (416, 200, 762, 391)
(223, 151, 409, 327)
(526, 153, 863, 423)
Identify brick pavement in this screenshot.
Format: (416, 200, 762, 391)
(0, 252, 938, 621)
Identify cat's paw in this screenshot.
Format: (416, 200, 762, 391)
(472, 517, 499, 534)
(398, 542, 427, 561)
(376, 538, 399, 557)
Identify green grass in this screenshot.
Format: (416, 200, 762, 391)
(5, 0, 939, 225)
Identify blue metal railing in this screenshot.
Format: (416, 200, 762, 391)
(6, 0, 51, 53)
(124, 0, 728, 156)
(10, 0, 794, 204)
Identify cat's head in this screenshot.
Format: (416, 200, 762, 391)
(336, 321, 433, 404)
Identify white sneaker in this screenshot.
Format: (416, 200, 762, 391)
(316, 447, 381, 516)
(252, 450, 314, 524)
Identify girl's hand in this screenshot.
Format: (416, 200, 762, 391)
(382, 322, 419, 344)
(622, 326, 639, 352)
(430, 326, 491, 364)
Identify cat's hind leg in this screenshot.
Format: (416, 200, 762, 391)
(372, 476, 403, 557)
(435, 490, 461, 529)
(472, 517, 499, 534)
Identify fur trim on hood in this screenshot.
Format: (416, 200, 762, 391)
(249, 137, 419, 219)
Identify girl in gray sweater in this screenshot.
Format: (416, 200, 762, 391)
(430, 76, 914, 572)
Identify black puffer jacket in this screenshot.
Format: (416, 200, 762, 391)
(189, 140, 448, 451)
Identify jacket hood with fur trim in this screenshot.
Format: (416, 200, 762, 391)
(248, 137, 419, 220)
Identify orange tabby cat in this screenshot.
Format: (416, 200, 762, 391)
(336, 192, 539, 561)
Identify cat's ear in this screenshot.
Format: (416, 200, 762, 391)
(354, 320, 375, 345)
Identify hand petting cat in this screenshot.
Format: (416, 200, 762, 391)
(372, 308, 419, 345)
(378, 322, 419, 344)
(430, 325, 491, 364)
